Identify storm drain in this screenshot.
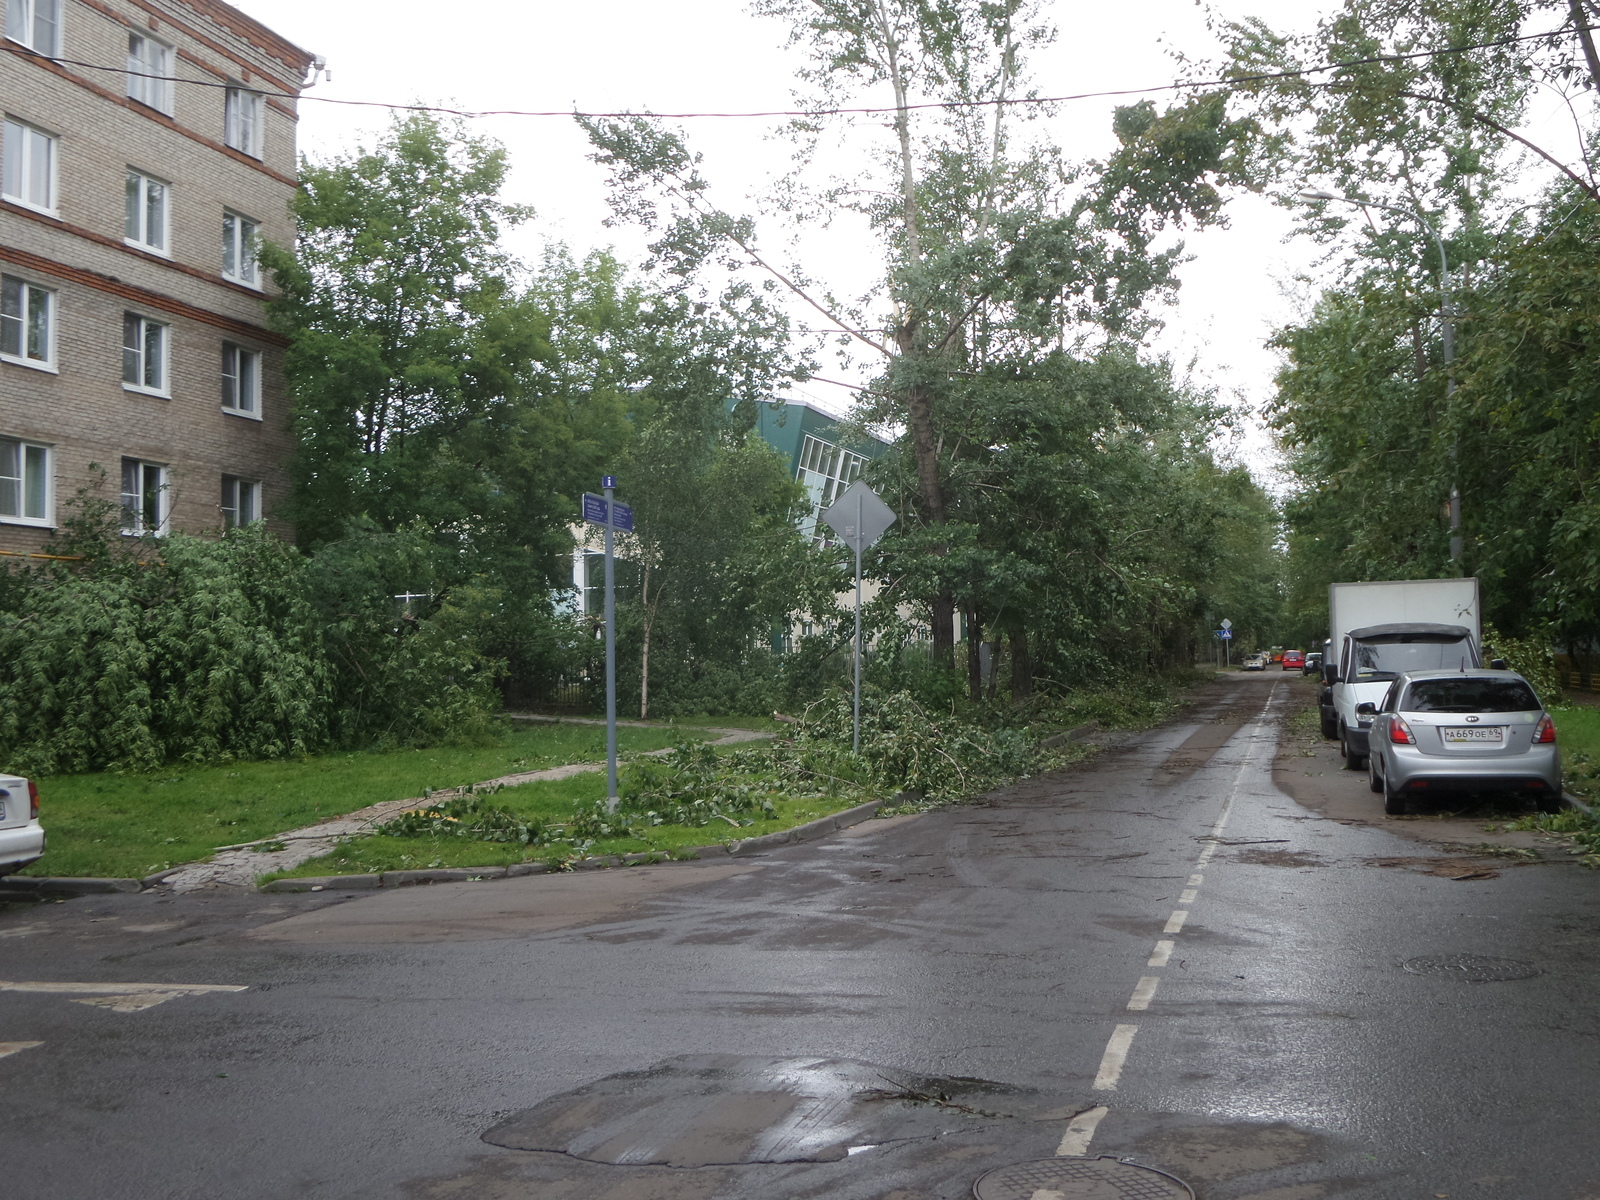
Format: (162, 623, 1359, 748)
(1402, 953, 1540, 982)
(973, 1156, 1194, 1199)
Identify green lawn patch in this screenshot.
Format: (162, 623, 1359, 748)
(1553, 705, 1600, 799)
(263, 768, 867, 880)
(23, 722, 698, 879)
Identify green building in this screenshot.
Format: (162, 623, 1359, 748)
(744, 400, 891, 543)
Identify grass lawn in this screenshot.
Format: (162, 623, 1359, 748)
(264, 769, 869, 881)
(1553, 704, 1600, 799)
(24, 722, 700, 880)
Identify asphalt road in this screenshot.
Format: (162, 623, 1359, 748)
(3, 672, 1598, 1199)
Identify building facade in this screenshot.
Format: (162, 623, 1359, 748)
(1, 0, 313, 556)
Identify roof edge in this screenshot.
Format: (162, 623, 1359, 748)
(174, 0, 316, 73)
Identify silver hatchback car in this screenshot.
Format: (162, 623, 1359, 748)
(1364, 670, 1562, 815)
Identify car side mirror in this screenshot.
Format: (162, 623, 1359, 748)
(1323, 665, 1340, 685)
(1490, 658, 1507, 670)
(1356, 702, 1377, 716)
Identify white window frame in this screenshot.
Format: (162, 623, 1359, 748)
(221, 211, 259, 287)
(221, 342, 261, 418)
(123, 167, 170, 255)
(122, 312, 169, 396)
(224, 86, 263, 158)
(220, 474, 260, 529)
(0, 274, 55, 371)
(1, 116, 58, 215)
(5, 0, 61, 56)
(126, 31, 174, 115)
(120, 457, 168, 536)
(0, 435, 53, 527)
(795, 434, 866, 543)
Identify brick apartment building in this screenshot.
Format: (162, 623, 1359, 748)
(1, 0, 313, 557)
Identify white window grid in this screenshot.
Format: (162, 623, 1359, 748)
(126, 32, 174, 113)
(124, 168, 169, 254)
(222, 211, 259, 286)
(120, 457, 167, 535)
(1, 275, 55, 369)
(224, 87, 263, 158)
(122, 313, 169, 394)
(5, 0, 60, 56)
(220, 474, 259, 529)
(2, 116, 57, 214)
(796, 434, 866, 543)
(221, 342, 260, 416)
(0, 436, 51, 525)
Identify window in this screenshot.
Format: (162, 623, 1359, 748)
(5, 0, 60, 56)
(1, 276, 53, 367)
(0, 437, 50, 525)
(122, 313, 168, 393)
(124, 168, 168, 253)
(126, 32, 173, 113)
(220, 474, 259, 529)
(224, 87, 263, 158)
(795, 433, 866, 543)
(2, 117, 56, 213)
(120, 458, 167, 534)
(222, 212, 258, 286)
(221, 343, 259, 415)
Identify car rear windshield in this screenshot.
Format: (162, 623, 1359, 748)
(1401, 678, 1540, 713)
(1351, 637, 1472, 681)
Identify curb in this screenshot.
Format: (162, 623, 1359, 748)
(1038, 720, 1099, 751)
(0, 875, 142, 895)
(259, 799, 887, 893)
(1564, 790, 1594, 816)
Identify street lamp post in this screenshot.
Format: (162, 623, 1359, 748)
(1299, 189, 1462, 565)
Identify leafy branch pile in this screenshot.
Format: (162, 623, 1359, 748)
(1504, 805, 1600, 870)
(618, 742, 784, 828)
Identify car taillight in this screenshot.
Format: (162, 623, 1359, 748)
(1533, 715, 1556, 744)
(27, 779, 39, 819)
(1390, 716, 1416, 745)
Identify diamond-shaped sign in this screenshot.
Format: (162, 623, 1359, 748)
(822, 480, 896, 553)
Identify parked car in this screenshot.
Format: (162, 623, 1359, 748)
(1243, 653, 1266, 671)
(1364, 670, 1562, 815)
(1282, 650, 1305, 671)
(0, 772, 44, 876)
(1303, 651, 1323, 677)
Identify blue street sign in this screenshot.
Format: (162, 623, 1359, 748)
(582, 493, 609, 525)
(610, 501, 633, 532)
(1221, 629, 1232, 639)
(601, 475, 617, 489)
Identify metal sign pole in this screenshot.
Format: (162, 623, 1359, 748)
(603, 476, 618, 811)
(853, 490, 863, 755)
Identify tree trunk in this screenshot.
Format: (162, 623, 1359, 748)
(1573, 0, 1600, 94)
(966, 607, 983, 703)
(985, 630, 1004, 703)
(1009, 627, 1032, 702)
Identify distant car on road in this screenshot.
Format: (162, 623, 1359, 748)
(1364, 670, 1562, 816)
(1282, 650, 1305, 671)
(1303, 651, 1323, 677)
(1242, 653, 1266, 671)
(0, 772, 44, 876)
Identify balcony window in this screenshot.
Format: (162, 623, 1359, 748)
(0, 436, 50, 525)
(124, 168, 168, 253)
(0, 275, 53, 368)
(1, 117, 56, 213)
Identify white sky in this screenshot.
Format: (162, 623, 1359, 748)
(228, 0, 1388, 486)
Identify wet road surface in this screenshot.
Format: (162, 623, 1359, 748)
(3, 673, 1598, 1198)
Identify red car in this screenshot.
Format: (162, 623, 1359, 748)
(1282, 650, 1306, 671)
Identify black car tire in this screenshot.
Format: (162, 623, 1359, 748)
(1341, 726, 1364, 771)
(1368, 756, 1383, 793)
(1321, 712, 1339, 740)
(1383, 773, 1410, 815)
(1536, 790, 1564, 815)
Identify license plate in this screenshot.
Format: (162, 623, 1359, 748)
(1442, 726, 1504, 743)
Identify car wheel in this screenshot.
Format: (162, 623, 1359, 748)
(1536, 790, 1564, 815)
(1320, 713, 1339, 740)
(1383, 774, 1410, 815)
(1368, 756, 1383, 793)
(1341, 727, 1364, 771)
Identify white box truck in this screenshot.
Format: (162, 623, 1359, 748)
(1319, 578, 1488, 768)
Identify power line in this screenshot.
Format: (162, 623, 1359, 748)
(4, 23, 1593, 122)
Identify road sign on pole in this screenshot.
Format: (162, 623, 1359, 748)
(822, 481, 896, 755)
(582, 482, 632, 811)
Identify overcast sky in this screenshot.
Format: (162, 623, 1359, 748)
(233, 0, 1360, 482)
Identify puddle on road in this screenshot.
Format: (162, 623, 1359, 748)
(483, 1054, 1058, 1169)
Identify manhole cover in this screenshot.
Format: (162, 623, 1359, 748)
(973, 1156, 1194, 1200)
(1402, 954, 1540, 982)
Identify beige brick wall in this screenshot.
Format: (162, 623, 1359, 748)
(0, 0, 311, 557)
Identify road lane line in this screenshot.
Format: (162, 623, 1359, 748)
(1126, 976, 1160, 1011)
(1178, 888, 1198, 904)
(1162, 910, 1188, 934)
(1187, 873, 1204, 886)
(0, 1041, 43, 1058)
(0, 981, 247, 1013)
(1056, 1104, 1110, 1156)
(1093, 1024, 1139, 1090)
(1147, 940, 1174, 967)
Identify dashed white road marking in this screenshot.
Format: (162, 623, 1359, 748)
(1092, 1024, 1140, 1090)
(1187, 873, 1204, 887)
(1162, 910, 1189, 934)
(1147, 939, 1175, 967)
(1178, 888, 1198, 904)
(1126, 976, 1160, 1011)
(0, 924, 46, 940)
(0, 1041, 43, 1058)
(1055, 1104, 1110, 1156)
(0, 981, 247, 1013)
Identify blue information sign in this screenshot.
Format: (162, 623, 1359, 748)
(610, 502, 633, 532)
(1220, 629, 1232, 639)
(582, 493, 609, 525)
(601, 475, 617, 489)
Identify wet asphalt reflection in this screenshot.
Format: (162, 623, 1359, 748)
(1, 673, 1597, 1198)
